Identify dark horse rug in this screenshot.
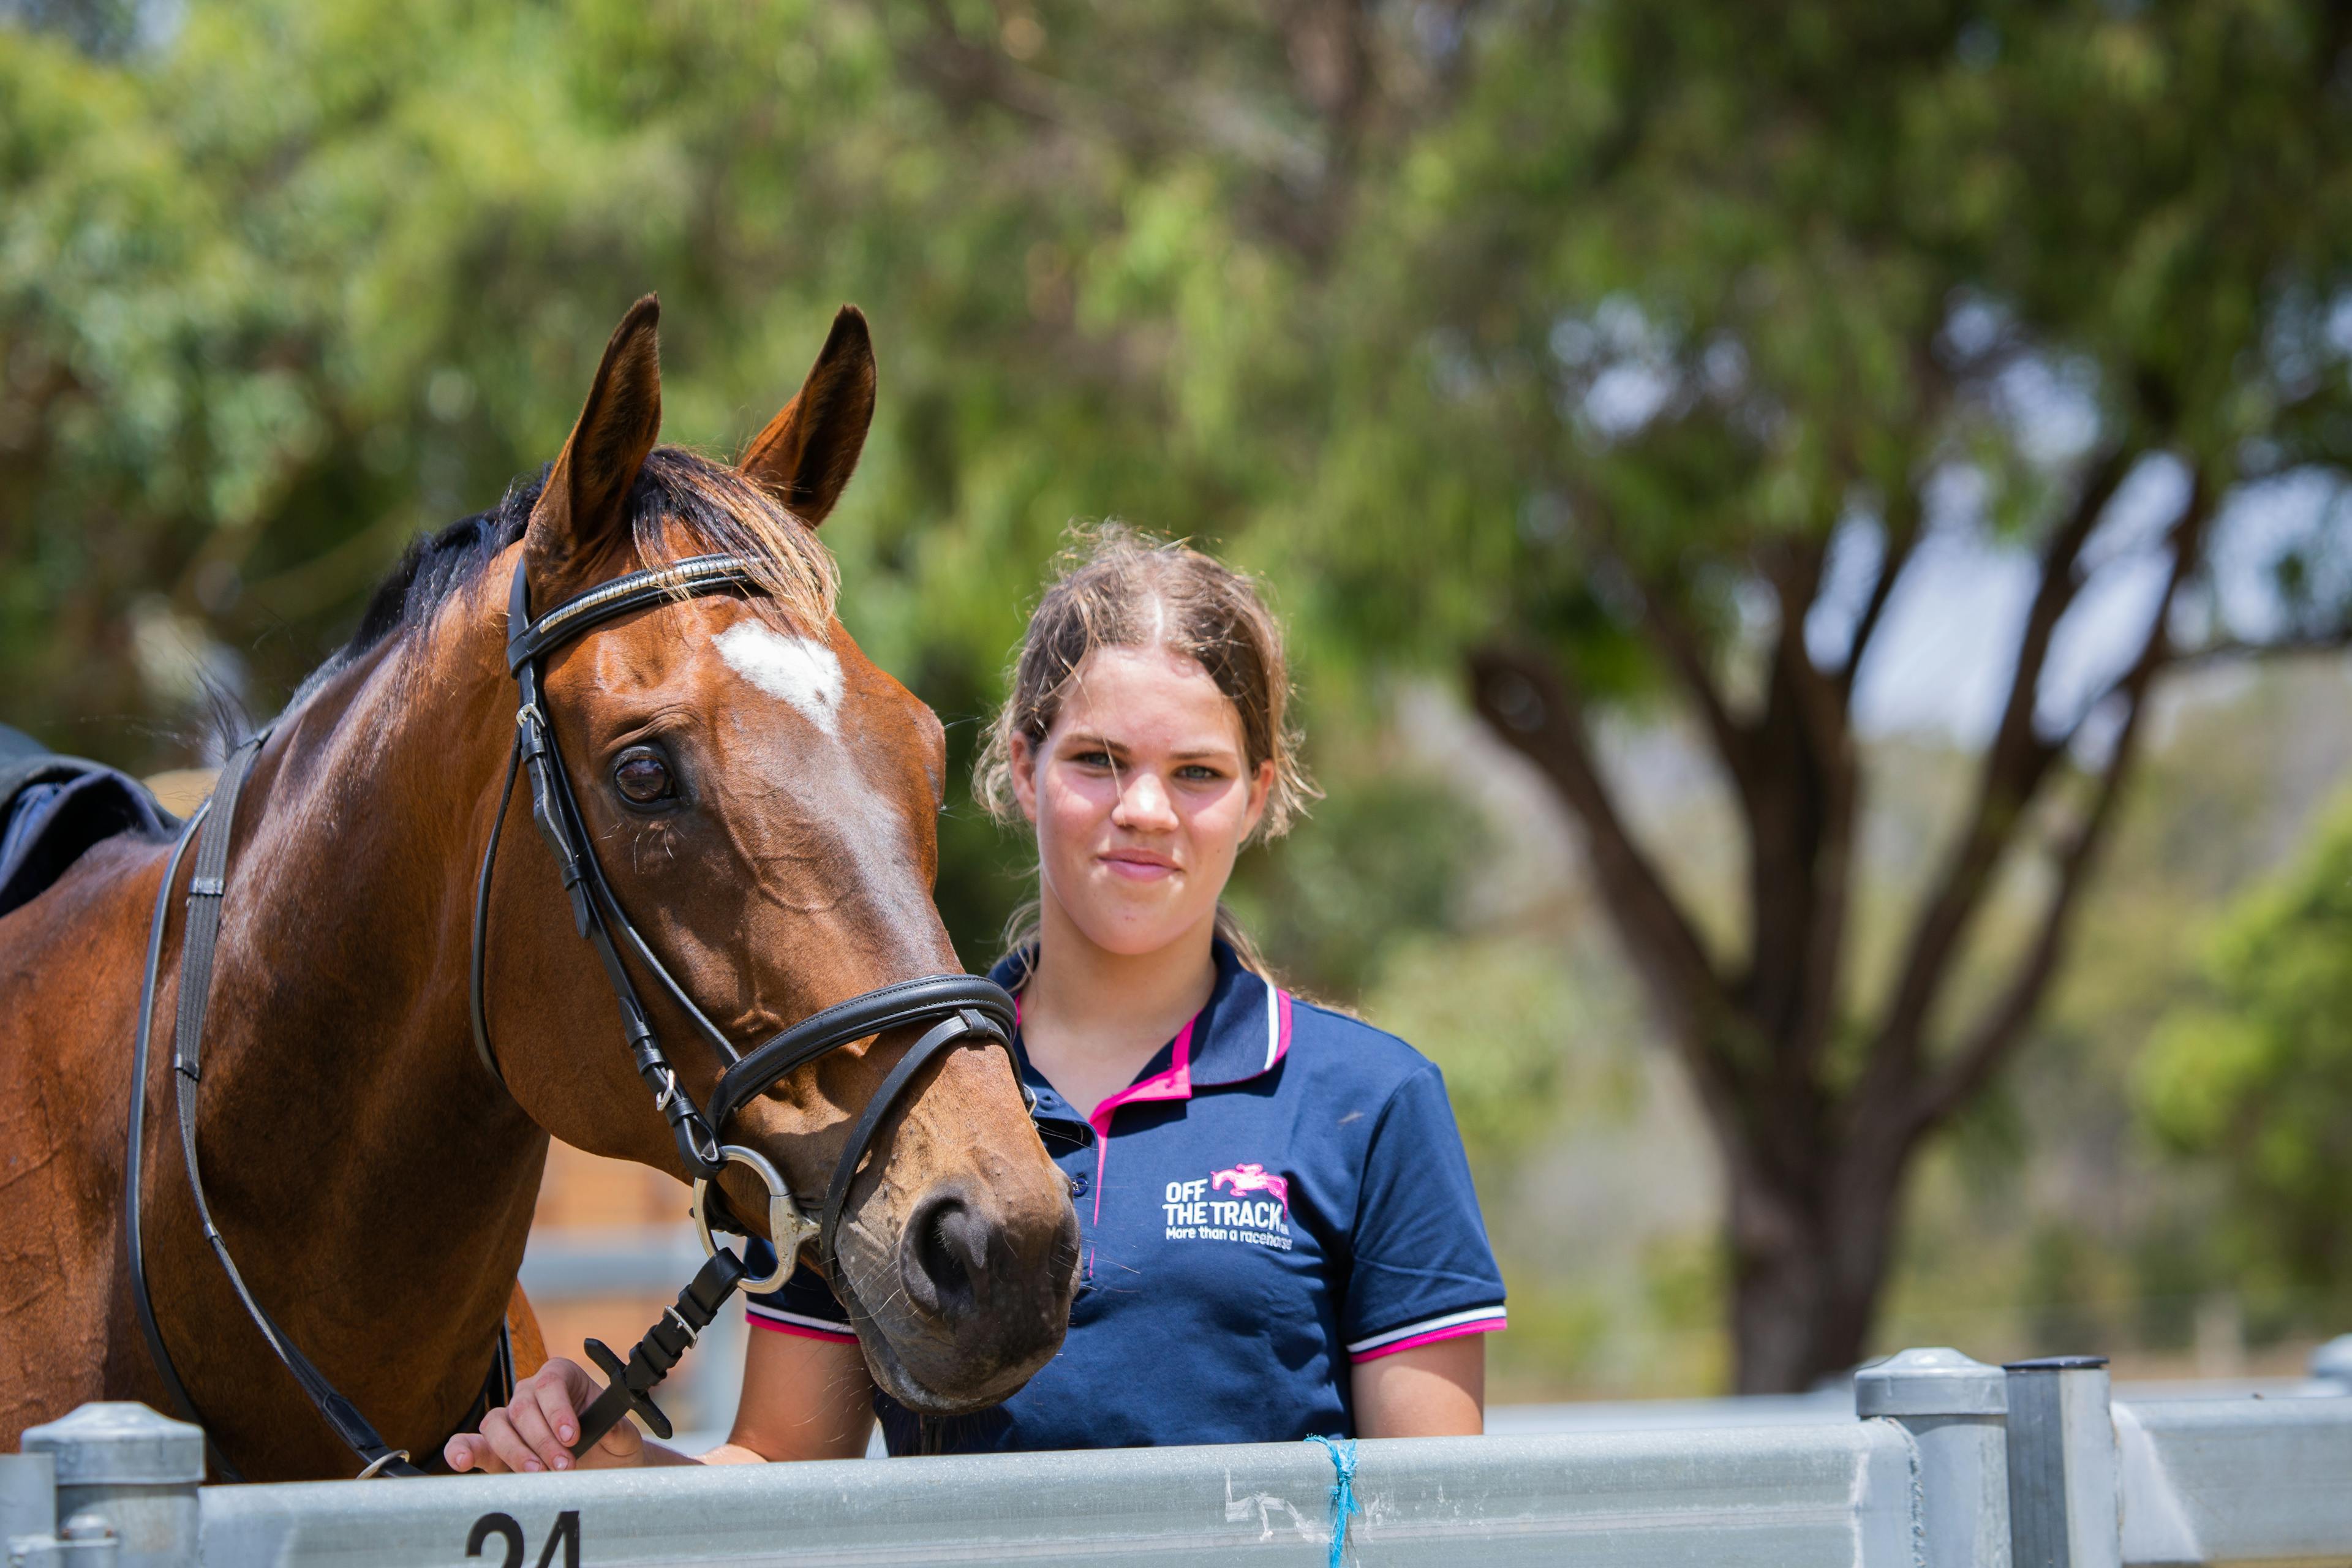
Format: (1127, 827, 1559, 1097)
(0, 723, 177, 921)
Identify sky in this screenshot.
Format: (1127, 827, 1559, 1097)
(1842, 461, 2345, 745)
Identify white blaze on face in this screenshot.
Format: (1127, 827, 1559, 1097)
(716, 622, 845, 736)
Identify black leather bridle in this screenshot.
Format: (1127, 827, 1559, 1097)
(475, 552, 1016, 1274)
(128, 549, 1019, 1478)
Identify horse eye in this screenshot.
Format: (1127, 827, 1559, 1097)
(612, 747, 675, 805)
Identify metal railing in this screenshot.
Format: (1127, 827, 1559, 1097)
(5, 1343, 2348, 1567)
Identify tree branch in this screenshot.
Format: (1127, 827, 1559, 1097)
(1841, 487, 1922, 693)
(1565, 483, 1757, 792)
(1756, 539, 1859, 1079)
(1466, 643, 1745, 1105)
(1854, 445, 2134, 1110)
(1908, 469, 2217, 1131)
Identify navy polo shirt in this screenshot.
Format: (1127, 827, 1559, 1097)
(741, 941, 1506, 1453)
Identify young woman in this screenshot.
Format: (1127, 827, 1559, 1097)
(448, 528, 1504, 1471)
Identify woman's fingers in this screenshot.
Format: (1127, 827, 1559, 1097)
(480, 1406, 545, 1474)
(505, 1389, 569, 1472)
(443, 1431, 505, 1474)
(531, 1373, 582, 1453)
(445, 1357, 618, 1476)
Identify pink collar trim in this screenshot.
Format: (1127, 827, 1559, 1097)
(1008, 992, 1202, 1137)
(1085, 1017, 1196, 1139)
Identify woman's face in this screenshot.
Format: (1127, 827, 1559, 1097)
(1012, 644, 1274, 959)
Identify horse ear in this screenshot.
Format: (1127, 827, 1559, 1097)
(739, 304, 875, 527)
(527, 295, 663, 593)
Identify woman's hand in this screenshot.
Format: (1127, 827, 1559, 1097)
(443, 1357, 642, 1474)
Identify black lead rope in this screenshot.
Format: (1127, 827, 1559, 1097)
(567, 1250, 747, 1458)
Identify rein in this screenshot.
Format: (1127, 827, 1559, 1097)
(126, 551, 1019, 1479)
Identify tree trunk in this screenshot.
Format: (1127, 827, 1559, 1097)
(1724, 1145, 1905, 1393)
(1466, 450, 2188, 1389)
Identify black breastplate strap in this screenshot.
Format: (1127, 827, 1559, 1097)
(124, 731, 515, 1482)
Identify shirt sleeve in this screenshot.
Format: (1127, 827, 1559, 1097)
(1342, 1064, 1508, 1360)
(739, 1240, 857, 1343)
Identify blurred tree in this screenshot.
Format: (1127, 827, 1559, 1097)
(1226, 767, 1485, 1001)
(2139, 788, 2352, 1322)
(1265, 2, 2352, 1389)
(13, 0, 2352, 1392)
(0, 0, 1455, 956)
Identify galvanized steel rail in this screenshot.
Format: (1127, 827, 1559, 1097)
(5, 1343, 2348, 1567)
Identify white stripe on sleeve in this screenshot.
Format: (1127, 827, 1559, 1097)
(745, 1300, 856, 1338)
(1345, 1304, 1509, 1355)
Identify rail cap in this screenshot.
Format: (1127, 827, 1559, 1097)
(1854, 1347, 2007, 1417)
(2003, 1354, 2109, 1373)
(20, 1402, 203, 1486)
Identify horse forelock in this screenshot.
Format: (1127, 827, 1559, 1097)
(275, 447, 840, 727)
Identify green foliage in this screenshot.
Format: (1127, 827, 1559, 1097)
(1226, 764, 1485, 1002)
(0, 0, 1298, 954)
(1362, 934, 1579, 1168)
(1277, 1, 2352, 692)
(13, 0, 2352, 1380)
(2139, 788, 2352, 1316)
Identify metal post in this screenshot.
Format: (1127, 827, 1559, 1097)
(2003, 1357, 2118, 1568)
(18, 1405, 201, 1568)
(1, 1450, 59, 1563)
(1855, 1347, 2008, 1568)
(2309, 1333, 2352, 1395)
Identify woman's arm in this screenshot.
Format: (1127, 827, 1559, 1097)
(445, 1329, 875, 1471)
(1349, 1336, 1485, 1438)
(707, 1328, 876, 1463)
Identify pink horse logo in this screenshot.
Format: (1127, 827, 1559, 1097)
(1211, 1162, 1290, 1213)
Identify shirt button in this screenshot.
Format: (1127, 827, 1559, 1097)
(1069, 1172, 1090, 1197)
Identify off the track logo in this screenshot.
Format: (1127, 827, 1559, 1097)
(1163, 1164, 1294, 1250)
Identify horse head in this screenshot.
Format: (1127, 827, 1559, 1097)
(480, 298, 1076, 1414)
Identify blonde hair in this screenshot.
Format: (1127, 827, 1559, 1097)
(975, 523, 1317, 976)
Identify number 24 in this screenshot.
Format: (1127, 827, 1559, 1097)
(466, 1509, 580, 1568)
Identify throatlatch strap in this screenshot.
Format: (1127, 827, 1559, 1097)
(168, 733, 425, 1480)
(467, 726, 524, 1088)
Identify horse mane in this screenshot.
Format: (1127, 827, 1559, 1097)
(295, 446, 840, 710)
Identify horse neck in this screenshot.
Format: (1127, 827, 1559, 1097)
(187, 603, 543, 1356)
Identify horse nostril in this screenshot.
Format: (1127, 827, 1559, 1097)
(901, 1193, 993, 1324)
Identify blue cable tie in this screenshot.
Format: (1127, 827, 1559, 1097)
(1304, 1433, 1360, 1568)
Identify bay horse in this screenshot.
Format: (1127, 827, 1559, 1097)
(0, 298, 1079, 1480)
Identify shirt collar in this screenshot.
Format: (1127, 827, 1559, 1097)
(990, 940, 1293, 1137)
(1186, 940, 1294, 1089)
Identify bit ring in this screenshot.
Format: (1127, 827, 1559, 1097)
(691, 1143, 818, 1292)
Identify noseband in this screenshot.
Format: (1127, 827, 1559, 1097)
(473, 553, 1018, 1281)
